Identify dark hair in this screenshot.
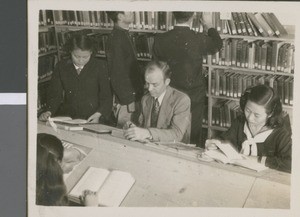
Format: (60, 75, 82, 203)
(145, 60, 172, 80)
(36, 133, 68, 206)
(240, 84, 283, 128)
(173, 12, 194, 23)
(64, 34, 95, 54)
(106, 11, 124, 23)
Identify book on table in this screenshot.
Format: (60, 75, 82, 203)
(47, 116, 88, 131)
(203, 139, 268, 172)
(68, 167, 135, 207)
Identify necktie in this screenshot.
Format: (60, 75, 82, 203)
(76, 67, 82, 75)
(150, 97, 160, 128)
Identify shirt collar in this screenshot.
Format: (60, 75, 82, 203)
(243, 123, 273, 143)
(73, 64, 83, 70)
(155, 90, 166, 106)
(174, 24, 191, 28)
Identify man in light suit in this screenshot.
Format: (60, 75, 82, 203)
(124, 61, 191, 143)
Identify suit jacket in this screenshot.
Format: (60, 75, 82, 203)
(106, 25, 144, 105)
(47, 58, 112, 120)
(139, 86, 191, 143)
(153, 27, 222, 103)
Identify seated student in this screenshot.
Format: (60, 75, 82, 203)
(124, 61, 191, 143)
(39, 34, 112, 123)
(212, 85, 292, 173)
(36, 133, 98, 206)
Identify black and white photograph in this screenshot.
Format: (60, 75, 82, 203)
(28, 1, 300, 217)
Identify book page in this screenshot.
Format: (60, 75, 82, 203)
(98, 170, 135, 207)
(69, 167, 110, 200)
(204, 149, 232, 164)
(233, 159, 268, 172)
(216, 142, 243, 161)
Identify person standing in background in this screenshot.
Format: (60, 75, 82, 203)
(106, 11, 144, 128)
(153, 12, 222, 147)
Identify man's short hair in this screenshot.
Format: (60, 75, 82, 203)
(173, 12, 194, 23)
(145, 61, 172, 80)
(106, 11, 124, 23)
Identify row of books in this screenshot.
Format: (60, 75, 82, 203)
(38, 55, 58, 81)
(202, 101, 241, 128)
(211, 69, 294, 106)
(212, 12, 288, 37)
(39, 10, 54, 26)
(39, 31, 57, 54)
(56, 30, 155, 59)
(211, 39, 294, 73)
(40, 10, 289, 38)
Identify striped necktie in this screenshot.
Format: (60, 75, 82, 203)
(150, 97, 160, 127)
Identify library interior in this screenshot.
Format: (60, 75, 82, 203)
(36, 10, 294, 208)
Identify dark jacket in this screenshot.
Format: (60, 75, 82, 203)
(46, 57, 112, 120)
(106, 25, 144, 105)
(153, 27, 222, 102)
(220, 117, 292, 173)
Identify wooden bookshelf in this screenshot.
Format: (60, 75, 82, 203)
(38, 10, 295, 137)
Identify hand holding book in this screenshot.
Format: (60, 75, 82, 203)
(202, 139, 268, 172)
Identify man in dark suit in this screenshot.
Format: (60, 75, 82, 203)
(124, 61, 191, 143)
(106, 11, 144, 128)
(153, 12, 222, 147)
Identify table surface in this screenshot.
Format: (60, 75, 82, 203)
(37, 122, 291, 208)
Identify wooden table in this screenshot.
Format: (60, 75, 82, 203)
(38, 122, 290, 208)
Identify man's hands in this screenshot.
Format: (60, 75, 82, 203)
(87, 112, 101, 123)
(39, 111, 51, 121)
(123, 122, 152, 141)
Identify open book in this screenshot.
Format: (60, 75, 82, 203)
(203, 140, 268, 172)
(68, 167, 135, 207)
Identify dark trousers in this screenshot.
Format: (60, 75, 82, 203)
(190, 99, 206, 147)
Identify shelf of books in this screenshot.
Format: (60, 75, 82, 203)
(38, 10, 295, 135)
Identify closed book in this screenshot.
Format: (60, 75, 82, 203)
(237, 12, 247, 35)
(246, 13, 259, 37)
(284, 44, 295, 73)
(228, 19, 237, 35)
(215, 69, 220, 96)
(231, 12, 242, 35)
(266, 42, 273, 71)
(247, 13, 268, 37)
(271, 41, 284, 71)
(260, 42, 268, 71)
(236, 39, 243, 67)
(241, 12, 254, 36)
(289, 78, 293, 106)
(214, 12, 222, 33)
(284, 77, 292, 105)
(254, 13, 275, 37)
(231, 39, 238, 66)
(262, 13, 280, 36)
(68, 167, 135, 207)
(268, 13, 288, 36)
(276, 76, 285, 102)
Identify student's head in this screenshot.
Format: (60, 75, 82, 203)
(36, 133, 67, 206)
(66, 34, 94, 68)
(106, 11, 134, 25)
(240, 85, 283, 128)
(144, 61, 172, 98)
(173, 12, 194, 24)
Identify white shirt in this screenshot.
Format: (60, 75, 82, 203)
(155, 90, 166, 106)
